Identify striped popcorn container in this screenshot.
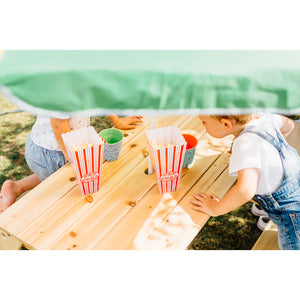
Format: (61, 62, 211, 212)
(146, 125, 187, 194)
(62, 126, 104, 195)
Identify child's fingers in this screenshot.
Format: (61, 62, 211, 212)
(190, 198, 202, 206)
(193, 193, 203, 199)
(193, 193, 208, 201)
(129, 115, 142, 118)
(123, 124, 136, 129)
(125, 117, 143, 124)
(131, 116, 143, 123)
(190, 200, 205, 212)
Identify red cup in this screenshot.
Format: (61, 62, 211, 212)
(182, 134, 198, 149)
(182, 134, 198, 167)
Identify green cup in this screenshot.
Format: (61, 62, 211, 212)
(99, 128, 124, 161)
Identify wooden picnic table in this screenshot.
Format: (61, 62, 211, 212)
(0, 115, 235, 250)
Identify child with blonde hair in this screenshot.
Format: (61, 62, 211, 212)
(190, 112, 300, 250)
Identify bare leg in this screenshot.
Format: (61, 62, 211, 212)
(0, 174, 41, 213)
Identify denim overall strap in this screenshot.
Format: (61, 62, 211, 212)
(238, 125, 283, 153)
(238, 125, 300, 191)
(230, 125, 282, 154)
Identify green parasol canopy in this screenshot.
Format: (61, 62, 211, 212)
(0, 50, 300, 117)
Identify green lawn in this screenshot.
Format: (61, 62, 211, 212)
(0, 94, 263, 250)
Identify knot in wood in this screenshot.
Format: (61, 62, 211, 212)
(84, 195, 93, 203)
(127, 201, 136, 207)
(69, 177, 75, 181)
(142, 149, 149, 157)
(69, 231, 77, 237)
(130, 143, 137, 148)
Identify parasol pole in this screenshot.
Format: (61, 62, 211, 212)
(148, 115, 156, 174)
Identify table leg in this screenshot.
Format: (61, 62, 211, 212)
(0, 228, 23, 250)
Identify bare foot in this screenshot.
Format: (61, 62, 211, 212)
(0, 180, 18, 214)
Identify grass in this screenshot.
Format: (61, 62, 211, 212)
(188, 202, 262, 250)
(0, 94, 36, 183)
(0, 93, 264, 250)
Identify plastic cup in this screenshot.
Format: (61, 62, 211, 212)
(99, 128, 124, 161)
(182, 134, 198, 168)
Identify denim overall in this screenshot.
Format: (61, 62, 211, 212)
(237, 125, 300, 250)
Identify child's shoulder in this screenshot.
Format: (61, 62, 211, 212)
(256, 112, 283, 129)
(234, 132, 262, 149)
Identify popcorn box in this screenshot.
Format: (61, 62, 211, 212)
(62, 126, 104, 195)
(146, 125, 187, 194)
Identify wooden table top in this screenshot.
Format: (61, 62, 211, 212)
(0, 115, 235, 250)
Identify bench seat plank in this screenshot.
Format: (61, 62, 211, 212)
(252, 221, 280, 250)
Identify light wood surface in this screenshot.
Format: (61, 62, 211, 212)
(0, 228, 23, 250)
(0, 115, 235, 250)
(252, 221, 280, 250)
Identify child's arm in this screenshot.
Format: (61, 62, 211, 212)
(279, 115, 294, 137)
(108, 115, 143, 130)
(190, 168, 259, 216)
(50, 118, 71, 161)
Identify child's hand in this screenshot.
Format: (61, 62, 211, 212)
(114, 116, 143, 130)
(189, 193, 220, 217)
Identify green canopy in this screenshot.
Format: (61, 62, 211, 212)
(0, 50, 300, 117)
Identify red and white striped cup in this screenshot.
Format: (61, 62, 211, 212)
(146, 125, 187, 194)
(62, 126, 104, 195)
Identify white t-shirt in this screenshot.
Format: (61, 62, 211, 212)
(229, 113, 284, 195)
(31, 116, 90, 151)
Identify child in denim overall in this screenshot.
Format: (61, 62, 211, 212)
(190, 113, 300, 250)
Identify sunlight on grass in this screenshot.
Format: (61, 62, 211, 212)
(0, 155, 10, 169)
(228, 215, 246, 225)
(0, 95, 35, 183)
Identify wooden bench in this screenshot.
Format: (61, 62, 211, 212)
(252, 221, 280, 250)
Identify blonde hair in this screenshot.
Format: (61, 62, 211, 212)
(211, 114, 253, 125)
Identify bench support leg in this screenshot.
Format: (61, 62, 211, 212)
(252, 221, 280, 250)
(0, 229, 23, 250)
